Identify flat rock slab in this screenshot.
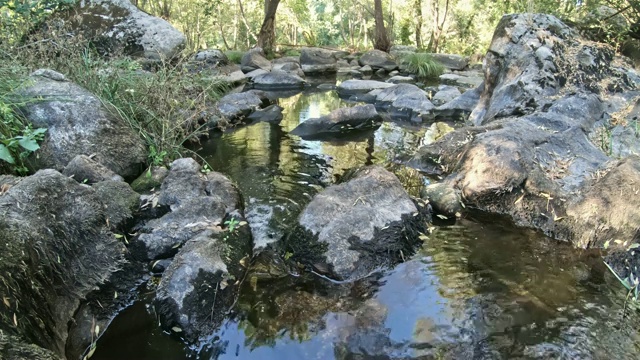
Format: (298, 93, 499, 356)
(290, 104, 382, 139)
(337, 80, 394, 96)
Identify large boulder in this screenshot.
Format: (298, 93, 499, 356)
(336, 79, 394, 97)
(241, 47, 272, 73)
(151, 158, 252, 340)
(358, 50, 398, 71)
(283, 166, 431, 281)
(252, 70, 307, 90)
(0, 169, 137, 356)
(62, 154, 124, 184)
(410, 14, 640, 259)
(300, 47, 338, 74)
(70, 0, 185, 59)
(431, 85, 462, 106)
(433, 84, 482, 121)
(133, 158, 244, 261)
(17, 69, 147, 179)
(428, 53, 468, 70)
(289, 104, 383, 139)
(215, 90, 271, 122)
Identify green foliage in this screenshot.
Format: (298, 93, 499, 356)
(0, 0, 76, 45)
(400, 53, 445, 80)
(225, 218, 240, 233)
(224, 50, 244, 64)
(2, 19, 231, 169)
(0, 64, 46, 174)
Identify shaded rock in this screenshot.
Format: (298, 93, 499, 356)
(386, 75, 415, 84)
(63, 154, 124, 184)
(0, 169, 133, 356)
(431, 85, 462, 106)
(151, 258, 172, 274)
(375, 68, 387, 76)
(252, 70, 307, 90)
(217, 69, 247, 85)
(420, 182, 462, 217)
(348, 89, 383, 103)
(273, 56, 300, 65)
(349, 70, 364, 79)
(70, 0, 185, 59)
(283, 166, 431, 281)
(374, 83, 427, 109)
(244, 68, 269, 79)
(337, 59, 350, 68)
(216, 90, 270, 122)
(133, 158, 242, 260)
(359, 65, 373, 74)
(0, 334, 61, 360)
(290, 104, 382, 139)
(433, 84, 482, 120)
(241, 47, 272, 73)
(246, 104, 284, 123)
(155, 219, 252, 341)
(389, 91, 435, 122)
(439, 72, 483, 88)
(273, 62, 305, 77)
(336, 79, 394, 96)
(130, 166, 169, 193)
(187, 49, 228, 72)
(300, 47, 338, 74)
(429, 53, 468, 70)
(17, 69, 147, 178)
(359, 50, 398, 71)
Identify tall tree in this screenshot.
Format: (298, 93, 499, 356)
(373, 0, 391, 51)
(257, 0, 281, 56)
(415, 0, 423, 48)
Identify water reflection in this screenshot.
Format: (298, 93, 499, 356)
(93, 90, 640, 360)
(199, 91, 425, 248)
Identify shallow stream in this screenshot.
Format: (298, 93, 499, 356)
(92, 88, 640, 359)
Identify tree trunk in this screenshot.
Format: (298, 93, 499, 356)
(237, 0, 258, 44)
(257, 0, 281, 57)
(373, 0, 391, 51)
(415, 0, 422, 49)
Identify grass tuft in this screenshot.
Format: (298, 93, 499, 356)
(401, 53, 445, 80)
(224, 50, 244, 64)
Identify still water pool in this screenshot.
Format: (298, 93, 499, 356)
(92, 89, 640, 360)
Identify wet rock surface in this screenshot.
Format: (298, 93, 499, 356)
(140, 159, 252, 340)
(17, 69, 147, 179)
(216, 90, 271, 123)
(283, 165, 431, 281)
(290, 104, 383, 139)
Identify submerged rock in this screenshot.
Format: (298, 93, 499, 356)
(0, 170, 137, 356)
(283, 165, 431, 281)
(17, 69, 147, 179)
(290, 104, 383, 139)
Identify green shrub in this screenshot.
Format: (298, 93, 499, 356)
(224, 50, 244, 64)
(3, 20, 231, 169)
(0, 64, 46, 175)
(282, 48, 301, 57)
(401, 53, 445, 80)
